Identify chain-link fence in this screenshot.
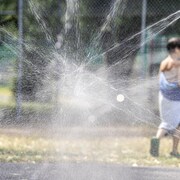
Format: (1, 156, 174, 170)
(1, 0, 179, 78)
(0, 0, 180, 123)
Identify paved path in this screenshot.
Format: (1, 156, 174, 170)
(0, 162, 179, 180)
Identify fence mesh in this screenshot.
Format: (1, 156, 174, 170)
(0, 0, 179, 122)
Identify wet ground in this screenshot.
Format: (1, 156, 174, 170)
(1, 162, 180, 180)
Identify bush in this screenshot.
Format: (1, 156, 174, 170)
(0, 102, 54, 127)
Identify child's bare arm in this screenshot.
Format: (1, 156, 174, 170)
(160, 59, 173, 72)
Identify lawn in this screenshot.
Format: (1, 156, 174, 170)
(0, 87, 13, 103)
(0, 127, 179, 167)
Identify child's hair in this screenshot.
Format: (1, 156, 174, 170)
(160, 38, 180, 72)
(166, 37, 180, 53)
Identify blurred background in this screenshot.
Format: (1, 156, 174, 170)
(0, 0, 180, 128)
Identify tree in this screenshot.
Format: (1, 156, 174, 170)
(0, 0, 17, 33)
(2, 0, 180, 100)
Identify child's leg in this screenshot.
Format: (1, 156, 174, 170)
(156, 128, 168, 138)
(172, 126, 180, 154)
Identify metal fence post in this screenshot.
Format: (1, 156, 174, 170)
(140, 0, 147, 78)
(16, 0, 23, 121)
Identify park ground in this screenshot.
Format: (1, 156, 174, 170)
(0, 126, 179, 167)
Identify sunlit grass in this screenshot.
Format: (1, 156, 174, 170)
(0, 86, 13, 103)
(0, 129, 179, 167)
(0, 87, 12, 96)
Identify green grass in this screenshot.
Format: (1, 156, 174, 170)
(0, 86, 12, 101)
(0, 127, 179, 167)
(0, 87, 178, 166)
(0, 86, 12, 95)
(0, 86, 53, 111)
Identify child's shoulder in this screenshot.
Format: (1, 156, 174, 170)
(160, 57, 169, 66)
(160, 56, 174, 72)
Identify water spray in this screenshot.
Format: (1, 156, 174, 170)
(116, 94, 125, 102)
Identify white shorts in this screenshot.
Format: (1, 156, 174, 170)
(159, 92, 180, 131)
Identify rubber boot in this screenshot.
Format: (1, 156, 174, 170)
(150, 137, 159, 157)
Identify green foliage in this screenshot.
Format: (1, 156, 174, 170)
(12, 47, 50, 101)
(0, 44, 17, 61)
(24, 0, 66, 41)
(1, 0, 180, 101)
(80, 0, 111, 16)
(0, 0, 17, 33)
(0, 101, 53, 126)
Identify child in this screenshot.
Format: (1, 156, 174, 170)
(150, 37, 180, 157)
